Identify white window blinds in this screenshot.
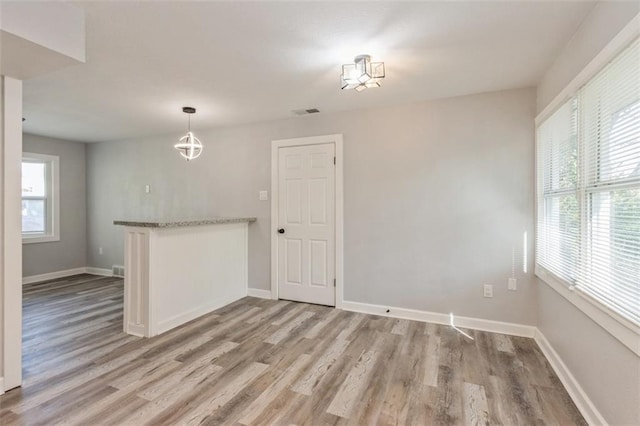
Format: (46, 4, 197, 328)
(536, 98, 580, 283)
(536, 37, 640, 325)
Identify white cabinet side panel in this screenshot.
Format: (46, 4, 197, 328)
(150, 223, 249, 335)
(123, 228, 149, 337)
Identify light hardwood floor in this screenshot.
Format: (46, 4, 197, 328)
(0, 274, 585, 425)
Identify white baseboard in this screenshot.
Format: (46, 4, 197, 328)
(23, 267, 115, 284)
(124, 323, 146, 338)
(534, 329, 607, 426)
(155, 291, 246, 336)
(341, 300, 536, 338)
(247, 288, 272, 299)
(85, 267, 113, 277)
(22, 267, 88, 285)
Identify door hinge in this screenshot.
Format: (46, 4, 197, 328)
(334, 278, 336, 287)
(333, 156, 336, 165)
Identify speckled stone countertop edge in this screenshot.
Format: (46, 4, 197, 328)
(113, 217, 257, 228)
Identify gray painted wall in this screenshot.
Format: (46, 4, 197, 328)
(536, 4, 640, 425)
(22, 133, 87, 277)
(87, 87, 538, 326)
(536, 1, 640, 114)
(538, 283, 640, 424)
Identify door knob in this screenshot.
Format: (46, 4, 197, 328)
(278, 228, 285, 234)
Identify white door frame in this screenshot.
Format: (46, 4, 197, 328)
(1, 76, 23, 393)
(271, 134, 344, 308)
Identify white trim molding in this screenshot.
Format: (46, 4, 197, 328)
(3, 76, 24, 392)
(247, 288, 272, 299)
(534, 329, 608, 426)
(21, 152, 60, 244)
(22, 266, 115, 285)
(156, 293, 245, 336)
(22, 266, 114, 285)
(341, 300, 536, 338)
(22, 267, 88, 285)
(536, 267, 640, 357)
(85, 267, 113, 277)
(270, 134, 345, 308)
(0, 377, 4, 395)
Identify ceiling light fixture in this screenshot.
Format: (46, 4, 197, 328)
(174, 106, 203, 161)
(341, 55, 385, 92)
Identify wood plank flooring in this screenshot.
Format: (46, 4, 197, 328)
(0, 274, 586, 425)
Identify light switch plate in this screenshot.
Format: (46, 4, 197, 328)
(259, 190, 268, 201)
(508, 278, 517, 291)
(483, 284, 493, 298)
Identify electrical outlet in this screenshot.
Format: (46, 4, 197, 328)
(483, 284, 493, 298)
(259, 190, 268, 201)
(508, 277, 517, 291)
(144, 184, 151, 193)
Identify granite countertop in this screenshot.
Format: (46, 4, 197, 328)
(113, 217, 257, 228)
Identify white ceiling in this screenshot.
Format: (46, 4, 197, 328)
(22, 1, 596, 143)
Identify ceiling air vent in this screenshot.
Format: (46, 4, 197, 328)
(292, 108, 320, 116)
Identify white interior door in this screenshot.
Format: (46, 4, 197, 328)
(277, 143, 335, 306)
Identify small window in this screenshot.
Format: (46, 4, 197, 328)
(22, 153, 60, 243)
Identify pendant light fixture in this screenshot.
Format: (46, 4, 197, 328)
(174, 106, 203, 161)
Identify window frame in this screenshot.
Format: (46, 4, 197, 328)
(580, 96, 640, 322)
(535, 16, 640, 357)
(21, 152, 60, 244)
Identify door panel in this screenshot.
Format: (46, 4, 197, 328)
(285, 179, 302, 224)
(309, 178, 327, 224)
(309, 239, 328, 287)
(278, 143, 335, 306)
(285, 239, 302, 284)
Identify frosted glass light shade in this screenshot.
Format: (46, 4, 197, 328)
(341, 55, 385, 91)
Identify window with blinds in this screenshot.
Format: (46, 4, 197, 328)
(536, 37, 640, 326)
